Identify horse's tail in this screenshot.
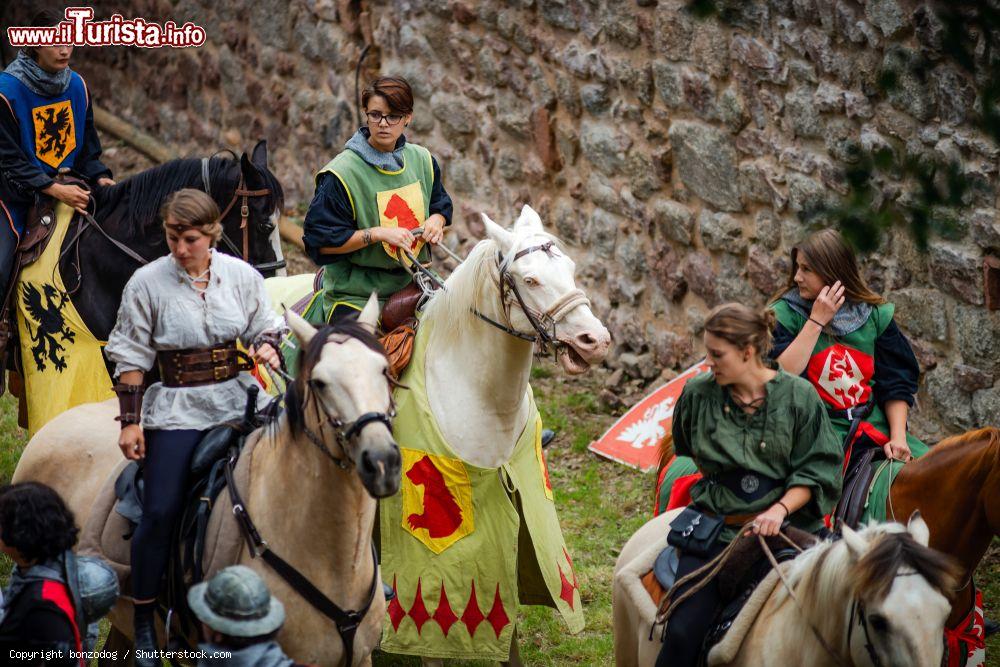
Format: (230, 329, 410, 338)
(656, 434, 674, 476)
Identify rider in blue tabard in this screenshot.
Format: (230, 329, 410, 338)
(0, 9, 114, 307)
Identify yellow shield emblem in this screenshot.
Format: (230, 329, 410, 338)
(376, 181, 427, 266)
(32, 100, 75, 169)
(400, 447, 474, 554)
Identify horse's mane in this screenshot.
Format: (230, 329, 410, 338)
(782, 524, 959, 646)
(95, 154, 284, 239)
(284, 317, 386, 438)
(421, 227, 563, 348)
(933, 426, 1000, 454)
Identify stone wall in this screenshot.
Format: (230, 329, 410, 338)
(4, 0, 998, 438)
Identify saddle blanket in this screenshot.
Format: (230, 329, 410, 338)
(15, 203, 113, 435)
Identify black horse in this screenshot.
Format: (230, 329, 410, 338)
(64, 139, 285, 341)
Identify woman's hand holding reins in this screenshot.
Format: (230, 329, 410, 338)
(422, 214, 446, 245)
(250, 342, 281, 370)
(810, 280, 846, 327)
(42, 182, 90, 214)
(883, 436, 911, 463)
(119, 424, 145, 461)
(374, 226, 417, 250)
(749, 503, 788, 537)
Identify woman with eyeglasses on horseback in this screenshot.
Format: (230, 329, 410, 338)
(0, 9, 115, 337)
(103, 189, 284, 666)
(768, 229, 928, 525)
(656, 303, 842, 667)
(302, 75, 452, 325)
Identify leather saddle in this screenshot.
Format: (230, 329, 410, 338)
(834, 446, 880, 529)
(113, 422, 240, 532)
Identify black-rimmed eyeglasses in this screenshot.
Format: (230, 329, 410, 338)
(366, 111, 404, 126)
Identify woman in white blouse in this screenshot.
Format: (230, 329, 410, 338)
(104, 188, 283, 664)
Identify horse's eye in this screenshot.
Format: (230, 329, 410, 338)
(868, 614, 889, 634)
(523, 276, 540, 288)
(309, 378, 327, 392)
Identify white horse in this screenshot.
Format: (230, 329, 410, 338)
(13, 296, 401, 666)
(613, 511, 959, 667)
(422, 205, 610, 467)
(369, 204, 610, 664)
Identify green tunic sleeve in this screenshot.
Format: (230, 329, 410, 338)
(671, 387, 693, 458)
(785, 389, 843, 523)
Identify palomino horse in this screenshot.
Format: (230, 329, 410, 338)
(613, 512, 959, 666)
(12, 296, 401, 666)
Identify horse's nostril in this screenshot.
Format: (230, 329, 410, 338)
(361, 450, 376, 474)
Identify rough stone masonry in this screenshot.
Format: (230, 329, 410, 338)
(5, 0, 998, 439)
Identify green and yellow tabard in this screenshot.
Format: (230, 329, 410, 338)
(313, 142, 434, 318)
(379, 319, 584, 660)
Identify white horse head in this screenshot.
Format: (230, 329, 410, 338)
(286, 295, 401, 497)
(476, 204, 611, 373)
(788, 513, 958, 667)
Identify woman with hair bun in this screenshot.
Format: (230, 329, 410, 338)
(302, 75, 453, 324)
(655, 303, 842, 667)
(104, 188, 284, 665)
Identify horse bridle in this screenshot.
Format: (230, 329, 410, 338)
(200, 157, 287, 274)
(473, 240, 591, 353)
(293, 352, 397, 471)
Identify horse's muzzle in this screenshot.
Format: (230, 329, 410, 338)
(359, 440, 402, 498)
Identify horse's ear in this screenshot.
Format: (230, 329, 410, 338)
(906, 511, 930, 547)
(286, 308, 316, 347)
(240, 152, 262, 178)
(841, 524, 867, 561)
(251, 140, 268, 169)
(515, 204, 544, 232)
(482, 212, 514, 256)
(358, 293, 380, 333)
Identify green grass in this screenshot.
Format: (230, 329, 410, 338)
(2, 378, 998, 665)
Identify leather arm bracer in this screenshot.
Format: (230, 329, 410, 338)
(113, 382, 145, 428)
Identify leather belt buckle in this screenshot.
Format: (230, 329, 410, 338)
(211, 348, 228, 363)
(845, 406, 855, 420)
(213, 365, 229, 381)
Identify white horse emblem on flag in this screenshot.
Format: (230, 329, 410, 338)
(616, 398, 675, 449)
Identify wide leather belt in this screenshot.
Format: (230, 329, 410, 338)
(157, 342, 253, 388)
(707, 469, 783, 503)
(828, 400, 874, 452)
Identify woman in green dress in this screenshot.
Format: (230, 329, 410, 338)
(302, 75, 452, 324)
(656, 303, 842, 667)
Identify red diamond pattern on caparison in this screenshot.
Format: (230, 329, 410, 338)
(558, 564, 576, 610)
(485, 583, 510, 638)
(387, 575, 406, 631)
(460, 580, 486, 637)
(408, 577, 432, 634)
(432, 582, 459, 637)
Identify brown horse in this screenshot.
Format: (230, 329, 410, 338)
(888, 427, 1000, 638)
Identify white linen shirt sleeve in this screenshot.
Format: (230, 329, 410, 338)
(104, 276, 157, 377)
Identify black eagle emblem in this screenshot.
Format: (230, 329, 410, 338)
(34, 105, 73, 160)
(21, 282, 75, 372)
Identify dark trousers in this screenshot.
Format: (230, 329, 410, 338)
(655, 541, 727, 667)
(130, 428, 205, 600)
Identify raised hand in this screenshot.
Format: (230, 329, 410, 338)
(810, 280, 846, 326)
